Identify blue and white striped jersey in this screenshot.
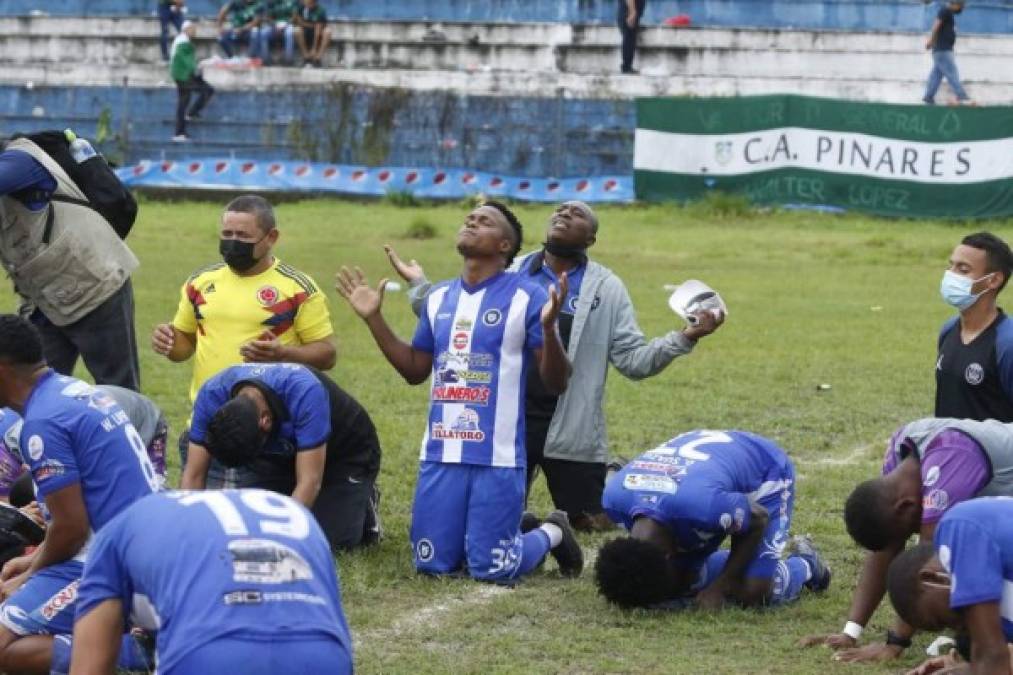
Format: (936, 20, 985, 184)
(412, 272, 547, 468)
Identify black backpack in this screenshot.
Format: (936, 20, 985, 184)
(12, 130, 138, 239)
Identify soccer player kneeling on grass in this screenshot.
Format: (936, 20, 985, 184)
(336, 201, 583, 582)
(803, 417, 1013, 663)
(181, 363, 382, 552)
(595, 430, 830, 610)
(887, 497, 1013, 675)
(70, 489, 353, 675)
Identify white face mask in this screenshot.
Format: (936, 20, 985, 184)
(940, 270, 995, 310)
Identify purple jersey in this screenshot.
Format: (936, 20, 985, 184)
(883, 427, 990, 524)
(0, 409, 24, 499)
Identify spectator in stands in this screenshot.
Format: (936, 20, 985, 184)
(294, 0, 331, 68)
(923, 0, 972, 105)
(171, 20, 215, 142)
(0, 138, 140, 390)
(259, 0, 298, 66)
(157, 0, 185, 62)
(618, 0, 646, 74)
(217, 0, 261, 58)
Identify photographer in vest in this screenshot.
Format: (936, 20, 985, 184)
(802, 417, 1013, 662)
(0, 134, 140, 390)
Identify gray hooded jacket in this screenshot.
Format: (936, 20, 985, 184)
(408, 251, 694, 463)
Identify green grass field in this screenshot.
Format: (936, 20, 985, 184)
(14, 196, 1013, 674)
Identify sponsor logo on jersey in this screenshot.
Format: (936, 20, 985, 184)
(431, 423, 486, 442)
(416, 538, 435, 563)
(452, 332, 469, 350)
(454, 318, 473, 331)
(40, 580, 80, 620)
(257, 285, 280, 307)
(924, 465, 941, 487)
(924, 489, 949, 511)
(228, 539, 313, 584)
(432, 385, 491, 406)
(451, 408, 480, 431)
(27, 435, 44, 461)
(482, 309, 502, 326)
(630, 460, 681, 473)
(224, 590, 263, 605)
(622, 473, 677, 494)
(205, 282, 216, 294)
(34, 459, 65, 481)
(437, 352, 494, 368)
(965, 363, 985, 385)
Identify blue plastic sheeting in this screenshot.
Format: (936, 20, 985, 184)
(116, 158, 634, 203)
(3, 0, 1011, 34)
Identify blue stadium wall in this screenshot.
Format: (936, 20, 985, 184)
(3, 0, 1011, 33)
(0, 85, 634, 177)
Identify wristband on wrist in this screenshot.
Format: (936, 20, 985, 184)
(885, 629, 912, 649)
(842, 621, 863, 640)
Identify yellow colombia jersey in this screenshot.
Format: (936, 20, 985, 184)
(172, 258, 333, 402)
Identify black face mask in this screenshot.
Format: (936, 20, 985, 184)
(219, 235, 266, 272)
(542, 240, 587, 261)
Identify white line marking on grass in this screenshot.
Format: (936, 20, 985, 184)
(798, 442, 882, 467)
(352, 583, 509, 649)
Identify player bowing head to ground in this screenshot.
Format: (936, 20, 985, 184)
(595, 430, 829, 610)
(887, 497, 1013, 675)
(181, 362, 382, 551)
(336, 201, 584, 582)
(70, 489, 353, 675)
(803, 417, 1013, 664)
(0, 315, 158, 675)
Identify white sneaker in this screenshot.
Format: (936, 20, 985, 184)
(171, 134, 190, 142)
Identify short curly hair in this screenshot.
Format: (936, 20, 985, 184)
(0, 315, 43, 366)
(204, 396, 264, 468)
(887, 542, 938, 630)
(844, 478, 904, 551)
(482, 200, 523, 267)
(595, 537, 673, 609)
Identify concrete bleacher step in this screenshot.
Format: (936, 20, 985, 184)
(0, 16, 1011, 104)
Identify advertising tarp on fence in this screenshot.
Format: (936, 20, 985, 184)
(116, 159, 633, 204)
(635, 95, 1013, 218)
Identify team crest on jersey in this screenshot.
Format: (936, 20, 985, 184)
(26, 435, 44, 461)
(482, 309, 502, 326)
(228, 539, 312, 584)
(924, 489, 949, 511)
(965, 363, 984, 385)
(452, 332, 470, 350)
(257, 285, 280, 307)
(416, 538, 435, 562)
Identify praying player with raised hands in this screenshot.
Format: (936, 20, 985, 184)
(336, 201, 584, 582)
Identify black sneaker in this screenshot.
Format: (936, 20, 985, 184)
(787, 534, 831, 592)
(544, 511, 583, 578)
(520, 511, 541, 533)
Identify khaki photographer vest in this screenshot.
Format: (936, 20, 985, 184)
(0, 138, 138, 326)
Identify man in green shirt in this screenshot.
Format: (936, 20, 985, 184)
(217, 0, 261, 58)
(258, 0, 298, 65)
(170, 21, 215, 142)
(294, 0, 331, 68)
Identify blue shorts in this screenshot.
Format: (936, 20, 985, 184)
(410, 461, 541, 581)
(169, 635, 351, 675)
(0, 560, 83, 636)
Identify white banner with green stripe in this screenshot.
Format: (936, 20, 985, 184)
(634, 95, 1013, 218)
